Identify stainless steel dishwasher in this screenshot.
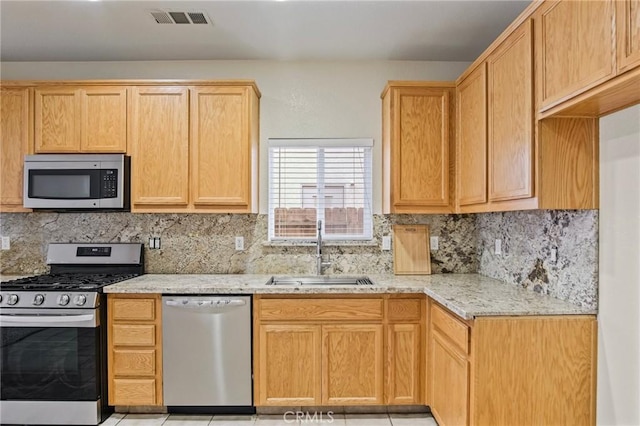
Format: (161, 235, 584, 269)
(162, 296, 252, 410)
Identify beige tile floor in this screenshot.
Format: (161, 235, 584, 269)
(103, 413, 438, 426)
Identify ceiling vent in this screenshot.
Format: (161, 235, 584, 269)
(149, 10, 212, 25)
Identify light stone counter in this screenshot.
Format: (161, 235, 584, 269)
(103, 273, 595, 320)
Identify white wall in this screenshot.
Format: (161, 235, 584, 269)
(0, 60, 469, 213)
(598, 104, 640, 425)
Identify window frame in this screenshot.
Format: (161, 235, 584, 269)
(267, 138, 374, 242)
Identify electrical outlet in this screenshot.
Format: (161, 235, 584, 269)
(235, 236, 244, 251)
(1, 236, 10, 250)
(430, 236, 439, 251)
(550, 246, 558, 263)
(494, 239, 502, 255)
(148, 237, 161, 249)
(381, 235, 391, 251)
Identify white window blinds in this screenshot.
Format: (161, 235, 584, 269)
(268, 138, 374, 240)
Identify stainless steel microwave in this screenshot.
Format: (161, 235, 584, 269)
(23, 154, 130, 210)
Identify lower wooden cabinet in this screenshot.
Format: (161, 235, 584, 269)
(254, 295, 424, 406)
(427, 300, 597, 426)
(322, 324, 384, 405)
(107, 294, 163, 406)
(428, 305, 470, 426)
(257, 324, 322, 406)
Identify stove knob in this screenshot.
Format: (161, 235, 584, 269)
(33, 294, 45, 306)
(58, 294, 70, 306)
(7, 294, 19, 305)
(74, 294, 87, 306)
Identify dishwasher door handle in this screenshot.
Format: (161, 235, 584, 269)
(164, 298, 247, 310)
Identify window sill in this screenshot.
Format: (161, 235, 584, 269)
(263, 240, 379, 248)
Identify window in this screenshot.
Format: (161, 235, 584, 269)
(268, 138, 373, 241)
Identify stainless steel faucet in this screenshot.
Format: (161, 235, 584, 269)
(316, 220, 331, 275)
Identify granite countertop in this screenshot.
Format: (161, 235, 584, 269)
(103, 273, 595, 320)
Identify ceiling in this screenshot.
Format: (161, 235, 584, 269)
(0, 0, 531, 62)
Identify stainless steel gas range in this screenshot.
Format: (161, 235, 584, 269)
(0, 242, 144, 425)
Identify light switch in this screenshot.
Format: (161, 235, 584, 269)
(1, 236, 10, 250)
(382, 235, 391, 251)
(235, 236, 244, 251)
(430, 236, 439, 251)
(494, 239, 502, 255)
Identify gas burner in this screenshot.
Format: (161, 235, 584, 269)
(0, 273, 140, 291)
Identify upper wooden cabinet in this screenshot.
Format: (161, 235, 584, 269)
(617, 0, 640, 73)
(190, 86, 259, 212)
(382, 83, 455, 214)
(0, 88, 32, 212)
(130, 84, 260, 213)
(129, 86, 190, 209)
(535, 0, 616, 111)
(456, 64, 487, 208)
(487, 20, 534, 203)
(456, 16, 598, 212)
(34, 87, 127, 153)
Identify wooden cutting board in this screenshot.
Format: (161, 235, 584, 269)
(393, 224, 431, 275)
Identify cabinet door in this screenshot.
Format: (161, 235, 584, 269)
(392, 87, 450, 211)
(387, 323, 421, 405)
(429, 330, 469, 426)
(322, 324, 384, 405)
(34, 88, 80, 152)
(130, 87, 189, 209)
(1, 88, 31, 211)
(536, 0, 615, 109)
(81, 87, 127, 152)
(190, 87, 252, 210)
(488, 21, 534, 202)
(617, 0, 640, 73)
(456, 64, 487, 207)
(257, 324, 321, 406)
(107, 295, 163, 407)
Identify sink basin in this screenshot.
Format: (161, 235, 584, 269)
(267, 276, 373, 286)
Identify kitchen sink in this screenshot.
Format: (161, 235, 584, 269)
(266, 276, 374, 286)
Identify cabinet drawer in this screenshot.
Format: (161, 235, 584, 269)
(112, 378, 157, 405)
(112, 324, 156, 346)
(113, 349, 156, 376)
(387, 299, 422, 322)
(112, 298, 156, 321)
(431, 304, 469, 353)
(260, 298, 383, 321)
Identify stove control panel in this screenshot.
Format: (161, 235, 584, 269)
(0, 292, 99, 309)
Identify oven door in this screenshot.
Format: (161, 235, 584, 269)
(0, 308, 101, 402)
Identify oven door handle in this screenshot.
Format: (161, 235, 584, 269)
(0, 313, 97, 327)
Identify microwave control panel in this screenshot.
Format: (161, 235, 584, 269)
(101, 170, 118, 198)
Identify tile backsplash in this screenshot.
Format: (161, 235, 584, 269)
(0, 209, 598, 309)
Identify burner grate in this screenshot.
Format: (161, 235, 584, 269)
(0, 273, 140, 291)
